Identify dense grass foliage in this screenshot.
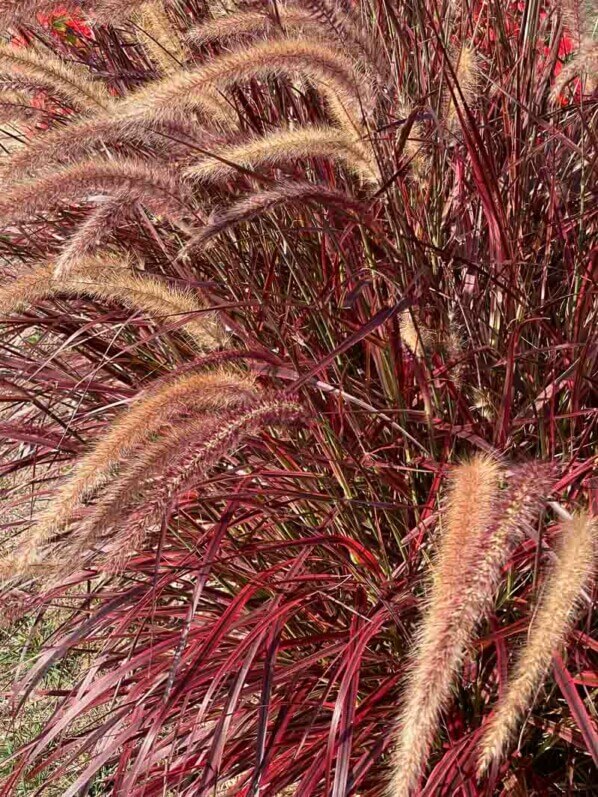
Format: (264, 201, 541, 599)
(0, 1, 596, 794)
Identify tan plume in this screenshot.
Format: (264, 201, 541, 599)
(477, 511, 597, 776)
(398, 309, 437, 357)
(184, 125, 379, 186)
(2, 370, 256, 578)
(445, 43, 481, 127)
(550, 39, 598, 104)
(389, 462, 555, 794)
(388, 454, 502, 796)
(133, 1, 185, 75)
(0, 157, 191, 227)
(0, 41, 112, 113)
(183, 180, 365, 253)
(53, 193, 135, 277)
(2, 38, 374, 182)
(121, 37, 373, 138)
(187, 7, 326, 47)
(0, 256, 225, 350)
(559, 1, 597, 46)
(67, 397, 304, 575)
(0, 0, 59, 25)
(1, 116, 219, 185)
(92, 0, 174, 23)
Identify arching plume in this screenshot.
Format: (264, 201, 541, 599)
(65, 397, 304, 576)
(184, 125, 380, 186)
(183, 180, 365, 252)
(132, 1, 185, 75)
(477, 511, 597, 775)
(3, 370, 258, 577)
(0, 157, 192, 227)
(388, 455, 502, 796)
(0, 256, 225, 350)
(120, 37, 374, 138)
(1, 117, 222, 185)
(445, 43, 481, 128)
(92, 0, 174, 23)
(0, 42, 112, 113)
(187, 7, 327, 47)
(52, 193, 135, 277)
(388, 460, 556, 795)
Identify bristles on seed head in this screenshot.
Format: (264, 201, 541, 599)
(187, 7, 325, 47)
(0, 41, 112, 113)
(445, 43, 481, 128)
(132, 1, 185, 75)
(399, 309, 437, 357)
(559, 0, 596, 45)
(388, 454, 502, 796)
(120, 37, 374, 137)
(549, 40, 598, 104)
(52, 193, 134, 278)
(0, 157, 191, 228)
(477, 511, 597, 776)
(0, 255, 226, 351)
(0, 116, 221, 186)
(183, 180, 365, 254)
(30, 397, 304, 580)
(183, 125, 380, 186)
(2, 369, 258, 579)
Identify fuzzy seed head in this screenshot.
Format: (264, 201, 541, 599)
(477, 511, 597, 775)
(387, 454, 502, 796)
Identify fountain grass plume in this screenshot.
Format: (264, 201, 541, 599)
(184, 125, 380, 187)
(0, 255, 225, 350)
(388, 454, 502, 796)
(0, 41, 112, 113)
(0, 369, 257, 579)
(477, 511, 597, 775)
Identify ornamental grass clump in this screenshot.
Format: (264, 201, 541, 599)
(0, 1, 596, 795)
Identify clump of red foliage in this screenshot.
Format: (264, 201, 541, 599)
(0, 1, 596, 795)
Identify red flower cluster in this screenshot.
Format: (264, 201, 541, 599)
(552, 33, 582, 104)
(471, 0, 584, 106)
(10, 4, 92, 48)
(37, 4, 92, 42)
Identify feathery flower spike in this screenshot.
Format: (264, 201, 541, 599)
(388, 460, 556, 795)
(0, 256, 225, 350)
(445, 43, 480, 128)
(85, 398, 305, 570)
(0, 42, 112, 113)
(477, 511, 597, 775)
(132, 1, 185, 75)
(2, 370, 257, 578)
(187, 7, 324, 47)
(388, 454, 502, 796)
(0, 157, 192, 228)
(120, 37, 373, 138)
(184, 125, 380, 186)
(22, 397, 303, 580)
(183, 180, 365, 253)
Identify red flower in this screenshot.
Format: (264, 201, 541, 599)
(558, 34, 575, 60)
(37, 4, 92, 42)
